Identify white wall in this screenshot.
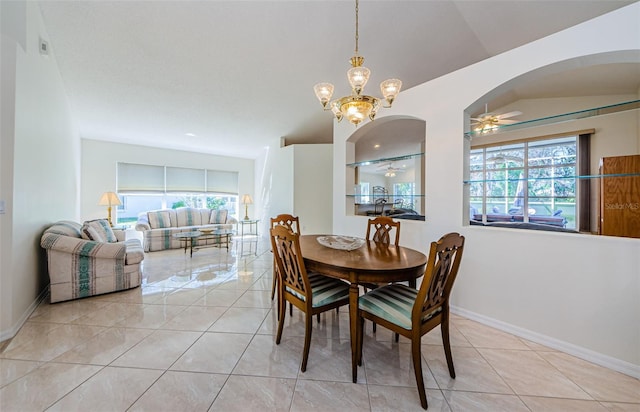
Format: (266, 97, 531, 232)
(81, 139, 255, 222)
(258, 141, 333, 236)
(1, 1, 80, 340)
(292, 144, 333, 235)
(258, 139, 294, 235)
(359, 172, 386, 190)
(333, 4, 640, 377)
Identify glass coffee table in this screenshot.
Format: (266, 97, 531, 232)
(173, 229, 232, 257)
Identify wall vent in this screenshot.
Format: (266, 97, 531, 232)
(39, 38, 49, 55)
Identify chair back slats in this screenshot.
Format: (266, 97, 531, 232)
(270, 225, 309, 301)
(413, 233, 465, 325)
(366, 216, 401, 245)
(269, 214, 301, 300)
(270, 214, 301, 234)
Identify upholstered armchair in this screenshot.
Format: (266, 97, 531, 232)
(40, 220, 144, 303)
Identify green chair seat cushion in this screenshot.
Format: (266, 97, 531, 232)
(359, 284, 441, 329)
(286, 273, 349, 308)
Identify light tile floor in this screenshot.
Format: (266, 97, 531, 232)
(2, 236, 639, 411)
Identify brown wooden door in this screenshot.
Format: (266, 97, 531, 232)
(599, 154, 640, 238)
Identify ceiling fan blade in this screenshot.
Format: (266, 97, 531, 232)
(496, 110, 522, 119)
(473, 112, 495, 119)
(496, 119, 519, 125)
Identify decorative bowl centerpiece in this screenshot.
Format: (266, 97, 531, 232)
(316, 235, 365, 251)
(199, 229, 214, 234)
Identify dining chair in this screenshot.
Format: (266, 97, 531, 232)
(366, 215, 401, 245)
(355, 232, 465, 410)
(366, 198, 388, 216)
(364, 216, 401, 333)
(269, 214, 301, 301)
(269, 224, 350, 372)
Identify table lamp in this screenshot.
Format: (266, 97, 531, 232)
(98, 191, 121, 227)
(241, 194, 253, 220)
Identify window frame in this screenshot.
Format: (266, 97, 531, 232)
(469, 135, 579, 230)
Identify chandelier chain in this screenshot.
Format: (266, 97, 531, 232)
(354, 0, 359, 55)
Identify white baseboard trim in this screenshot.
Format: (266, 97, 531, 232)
(451, 305, 640, 379)
(0, 288, 48, 343)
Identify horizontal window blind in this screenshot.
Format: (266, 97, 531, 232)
(117, 163, 164, 193)
(117, 162, 238, 195)
(166, 167, 205, 192)
(207, 170, 238, 194)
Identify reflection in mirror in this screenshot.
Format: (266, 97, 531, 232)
(346, 117, 426, 221)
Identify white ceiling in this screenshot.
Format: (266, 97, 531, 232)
(37, 0, 636, 159)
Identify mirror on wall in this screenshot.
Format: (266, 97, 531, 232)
(464, 61, 640, 238)
(346, 117, 426, 221)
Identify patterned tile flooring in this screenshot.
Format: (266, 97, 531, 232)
(1, 235, 639, 411)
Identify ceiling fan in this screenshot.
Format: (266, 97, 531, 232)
(376, 163, 405, 177)
(471, 104, 522, 133)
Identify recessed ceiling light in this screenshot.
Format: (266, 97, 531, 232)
(374, 144, 380, 149)
(185, 133, 196, 137)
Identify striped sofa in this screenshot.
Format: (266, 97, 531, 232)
(135, 207, 237, 252)
(40, 220, 144, 303)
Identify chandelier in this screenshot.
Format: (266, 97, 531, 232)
(313, 0, 402, 126)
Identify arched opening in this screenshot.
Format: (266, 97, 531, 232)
(464, 52, 640, 236)
(346, 116, 427, 220)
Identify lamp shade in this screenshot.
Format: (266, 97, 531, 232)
(98, 192, 121, 207)
(241, 194, 253, 204)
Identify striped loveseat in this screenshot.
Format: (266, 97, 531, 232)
(40, 220, 144, 303)
(135, 207, 237, 252)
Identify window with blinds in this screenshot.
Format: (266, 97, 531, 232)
(117, 163, 239, 194)
(117, 163, 165, 193)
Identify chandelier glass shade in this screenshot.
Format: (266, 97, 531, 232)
(314, 0, 401, 126)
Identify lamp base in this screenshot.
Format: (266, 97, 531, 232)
(107, 206, 114, 227)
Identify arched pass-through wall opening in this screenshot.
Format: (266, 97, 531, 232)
(464, 51, 640, 237)
(346, 116, 428, 220)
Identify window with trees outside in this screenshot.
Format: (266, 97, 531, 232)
(115, 163, 239, 226)
(393, 182, 416, 210)
(469, 136, 577, 230)
(357, 182, 371, 204)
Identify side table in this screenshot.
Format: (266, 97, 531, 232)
(237, 219, 259, 257)
(238, 219, 260, 237)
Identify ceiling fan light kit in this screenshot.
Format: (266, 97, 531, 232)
(377, 162, 405, 177)
(314, 0, 402, 126)
(471, 103, 522, 133)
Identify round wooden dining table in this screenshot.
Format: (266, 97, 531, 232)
(299, 234, 428, 383)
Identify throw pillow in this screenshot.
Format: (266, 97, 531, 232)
(81, 219, 117, 243)
(199, 209, 211, 223)
(148, 210, 172, 229)
(209, 209, 228, 224)
(175, 208, 202, 227)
